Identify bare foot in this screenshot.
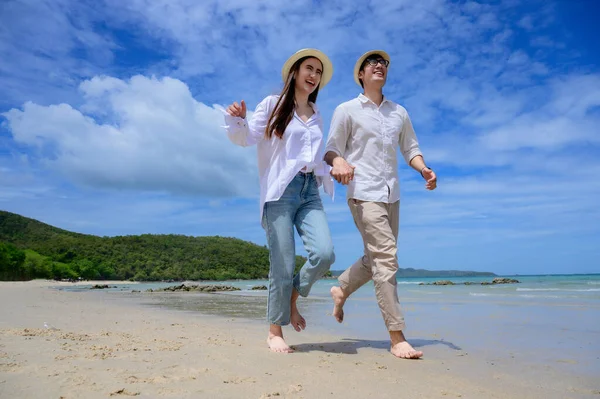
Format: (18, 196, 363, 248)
(267, 325, 293, 353)
(267, 335, 294, 353)
(389, 331, 423, 359)
(391, 341, 423, 359)
(290, 304, 306, 332)
(330, 286, 346, 323)
(290, 289, 306, 332)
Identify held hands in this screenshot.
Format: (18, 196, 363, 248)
(226, 100, 247, 119)
(330, 157, 356, 185)
(421, 167, 437, 190)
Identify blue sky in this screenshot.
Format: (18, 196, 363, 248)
(1, 0, 599, 275)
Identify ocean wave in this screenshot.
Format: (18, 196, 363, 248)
(470, 292, 574, 299)
(588, 281, 600, 285)
(408, 290, 442, 295)
(398, 281, 424, 285)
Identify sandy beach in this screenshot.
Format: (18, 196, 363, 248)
(0, 281, 598, 399)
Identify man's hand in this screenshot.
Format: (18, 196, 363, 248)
(421, 167, 437, 190)
(331, 157, 355, 185)
(226, 100, 247, 119)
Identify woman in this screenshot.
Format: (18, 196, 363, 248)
(224, 49, 335, 353)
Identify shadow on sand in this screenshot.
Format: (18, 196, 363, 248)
(292, 338, 461, 354)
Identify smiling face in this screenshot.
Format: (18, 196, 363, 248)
(293, 57, 323, 95)
(358, 55, 389, 89)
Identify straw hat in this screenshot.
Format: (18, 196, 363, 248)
(353, 50, 391, 86)
(281, 48, 333, 88)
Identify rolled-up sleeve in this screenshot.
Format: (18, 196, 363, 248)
(399, 111, 422, 165)
(223, 97, 271, 147)
(325, 105, 351, 157)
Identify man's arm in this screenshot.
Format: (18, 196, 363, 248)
(324, 151, 339, 166)
(408, 154, 437, 191)
(408, 154, 427, 173)
(325, 151, 355, 185)
(324, 106, 355, 185)
(401, 112, 437, 191)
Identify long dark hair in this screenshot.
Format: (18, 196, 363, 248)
(265, 56, 320, 140)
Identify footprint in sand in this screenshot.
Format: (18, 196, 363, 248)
(259, 384, 302, 398)
(259, 393, 281, 398)
(109, 388, 140, 396)
(223, 376, 257, 384)
(288, 384, 303, 393)
(0, 362, 20, 372)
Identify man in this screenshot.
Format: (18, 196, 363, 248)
(324, 50, 437, 359)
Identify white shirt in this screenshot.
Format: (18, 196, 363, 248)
(325, 94, 422, 203)
(223, 95, 334, 220)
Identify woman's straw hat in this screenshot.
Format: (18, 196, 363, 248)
(281, 48, 334, 88)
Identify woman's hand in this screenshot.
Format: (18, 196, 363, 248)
(226, 100, 247, 119)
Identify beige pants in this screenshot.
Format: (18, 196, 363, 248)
(338, 199, 405, 331)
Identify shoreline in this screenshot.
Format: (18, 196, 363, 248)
(1, 280, 598, 398)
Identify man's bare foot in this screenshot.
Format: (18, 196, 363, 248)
(330, 286, 346, 323)
(389, 330, 423, 359)
(267, 325, 293, 353)
(290, 289, 306, 332)
(391, 341, 423, 359)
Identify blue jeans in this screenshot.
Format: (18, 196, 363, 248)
(262, 172, 335, 326)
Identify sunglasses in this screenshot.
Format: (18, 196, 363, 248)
(364, 58, 390, 67)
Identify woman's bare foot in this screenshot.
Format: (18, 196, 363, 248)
(290, 288, 306, 332)
(290, 304, 306, 332)
(330, 286, 346, 323)
(389, 330, 423, 359)
(267, 325, 293, 353)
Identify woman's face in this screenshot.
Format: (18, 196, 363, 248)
(294, 57, 323, 95)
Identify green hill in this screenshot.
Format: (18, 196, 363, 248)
(0, 210, 305, 281)
(0, 210, 495, 282)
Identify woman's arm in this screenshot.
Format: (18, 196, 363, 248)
(223, 97, 271, 147)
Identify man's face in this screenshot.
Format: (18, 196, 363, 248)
(358, 55, 389, 88)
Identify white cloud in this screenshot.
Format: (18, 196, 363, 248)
(419, 72, 600, 169)
(0, 0, 117, 108)
(517, 15, 534, 31)
(530, 36, 560, 48)
(1, 0, 599, 274)
(2, 75, 259, 197)
(478, 74, 600, 152)
(0, 0, 570, 125)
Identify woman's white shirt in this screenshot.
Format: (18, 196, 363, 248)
(223, 95, 334, 220)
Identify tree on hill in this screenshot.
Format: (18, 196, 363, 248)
(0, 241, 26, 280)
(0, 210, 309, 281)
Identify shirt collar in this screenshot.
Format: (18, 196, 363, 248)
(358, 93, 389, 106)
(277, 94, 320, 115)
